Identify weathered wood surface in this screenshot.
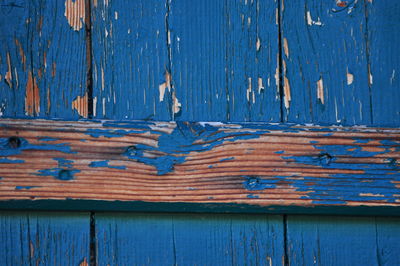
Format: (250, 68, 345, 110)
(0, 211, 90, 266)
(95, 213, 284, 266)
(91, 0, 170, 120)
(287, 215, 400, 265)
(0, 0, 88, 119)
(0, 119, 399, 213)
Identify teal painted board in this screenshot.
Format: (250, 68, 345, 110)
(0, 211, 90, 265)
(366, 1, 400, 126)
(0, 0, 88, 118)
(91, 0, 171, 120)
(95, 213, 284, 265)
(286, 215, 400, 265)
(169, 0, 280, 122)
(281, 1, 371, 125)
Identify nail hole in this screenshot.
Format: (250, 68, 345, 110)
(247, 177, 260, 189)
(58, 169, 73, 180)
(8, 136, 21, 149)
(125, 146, 137, 156)
(318, 153, 333, 165)
(387, 158, 398, 169)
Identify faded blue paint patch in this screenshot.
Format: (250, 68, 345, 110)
(353, 138, 372, 144)
(37, 168, 80, 180)
(89, 160, 126, 170)
(36, 157, 79, 180)
(0, 137, 75, 159)
(310, 140, 319, 144)
(247, 194, 259, 199)
(85, 128, 144, 138)
(53, 157, 74, 168)
(208, 165, 214, 168)
(220, 157, 234, 162)
(15, 186, 41, 190)
(0, 158, 24, 164)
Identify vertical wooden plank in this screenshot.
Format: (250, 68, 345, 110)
(169, 0, 280, 122)
(91, 0, 170, 120)
(366, 0, 400, 126)
(173, 214, 284, 265)
(281, 1, 371, 125)
(0, 211, 90, 265)
(95, 213, 175, 266)
(287, 216, 400, 265)
(95, 213, 284, 265)
(0, 0, 88, 118)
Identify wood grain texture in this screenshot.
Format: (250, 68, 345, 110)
(169, 0, 280, 122)
(366, 0, 400, 126)
(91, 0, 170, 120)
(286, 215, 400, 265)
(95, 213, 284, 265)
(281, 0, 371, 125)
(0, 211, 90, 265)
(0, 0, 88, 119)
(0, 119, 399, 212)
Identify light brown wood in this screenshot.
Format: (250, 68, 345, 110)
(0, 119, 399, 209)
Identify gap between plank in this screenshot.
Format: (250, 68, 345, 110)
(277, 0, 285, 123)
(85, 0, 93, 119)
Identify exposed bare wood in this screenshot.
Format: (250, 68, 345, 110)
(0, 119, 399, 210)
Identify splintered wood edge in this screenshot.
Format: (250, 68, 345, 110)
(0, 119, 399, 215)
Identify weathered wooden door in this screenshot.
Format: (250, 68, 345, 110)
(1, 0, 399, 265)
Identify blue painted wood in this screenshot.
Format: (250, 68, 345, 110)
(169, 0, 280, 122)
(287, 215, 400, 265)
(95, 213, 284, 265)
(366, 1, 400, 126)
(0, 0, 88, 118)
(281, 0, 371, 125)
(0, 211, 90, 265)
(91, 0, 171, 120)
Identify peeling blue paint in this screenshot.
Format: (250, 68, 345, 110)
(123, 122, 270, 175)
(85, 128, 144, 138)
(220, 157, 234, 162)
(15, 186, 41, 190)
(89, 160, 126, 170)
(0, 158, 24, 164)
(37, 168, 79, 180)
(275, 150, 285, 154)
(247, 194, 259, 199)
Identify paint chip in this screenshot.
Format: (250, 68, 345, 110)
(25, 71, 40, 116)
(306, 11, 323, 26)
(72, 93, 88, 118)
(172, 92, 181, 115)
(283, 38, 289, 58)
(256, 37, 261, 51)
(283, 77, 291, 109)
(317, 78, 324, 104)
(258, 77, 264, 93)
(5, 52, 12, 88)
(346, 70, 354, 85)
(64, 0, 85, 31)
(246, 77, 252, 102)
(159, 71, 172, 102)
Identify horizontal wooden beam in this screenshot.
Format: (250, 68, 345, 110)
(0, 119, 399, 215)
